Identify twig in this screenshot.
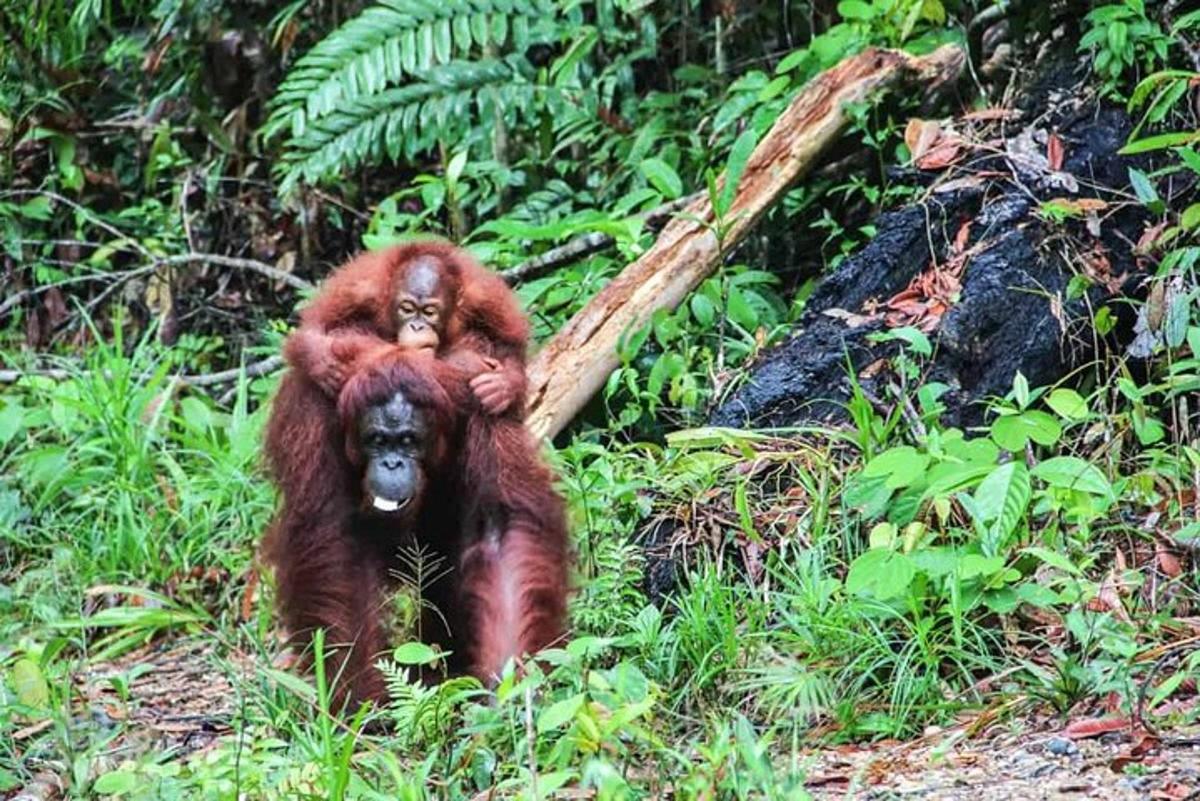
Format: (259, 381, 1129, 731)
(185, 355, 285, 386)
(155, 253, 313, 291)
(498, 192, 701, 285)
(523, 684, 539, 799)
(0, 355, 285, 387)
(499, 232, 615, 285)
(0, 265, 157, 318)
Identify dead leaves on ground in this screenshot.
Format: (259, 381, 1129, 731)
(905, 118, 967, 171)
(881, 220, 974, 332)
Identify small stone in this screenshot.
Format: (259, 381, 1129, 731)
(1046, 737, 1078, 756)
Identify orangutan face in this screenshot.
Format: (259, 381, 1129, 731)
(393, 256, 452, 352)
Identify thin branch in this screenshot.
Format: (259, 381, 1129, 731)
(499, 232, 615, 285)
(499, 192, 702, 285)
(184, 355, 285, 386)
(0, 265, 157, 318)
(1, 252, 314, 321)
(0, 355, 285, 387)
(155, 253, 313, 291)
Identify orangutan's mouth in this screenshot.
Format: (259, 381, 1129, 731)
(372, 496, 411, 513)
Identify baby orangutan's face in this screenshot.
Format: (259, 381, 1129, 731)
(393, 256, 452, 352)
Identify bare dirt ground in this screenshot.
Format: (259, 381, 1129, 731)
(19, 641, 1196, 800)
(801, 714, 1200, 800)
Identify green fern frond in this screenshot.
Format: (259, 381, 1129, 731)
(264, 0, 556, 142)
(277, 58, 539, 192)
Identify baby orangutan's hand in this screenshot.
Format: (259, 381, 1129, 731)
(470, 368, 520, 416)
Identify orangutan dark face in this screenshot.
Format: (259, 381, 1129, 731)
(357, 389, 433, 518)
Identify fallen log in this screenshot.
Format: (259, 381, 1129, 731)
(524, 45, 966, 440)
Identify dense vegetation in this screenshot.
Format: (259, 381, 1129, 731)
(2, 0, 1198, 798)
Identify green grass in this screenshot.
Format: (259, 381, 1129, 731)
(3, 338, 1196, 800)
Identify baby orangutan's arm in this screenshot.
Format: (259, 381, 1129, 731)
(284, 329, 400, 398)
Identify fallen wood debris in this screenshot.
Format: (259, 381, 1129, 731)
(525, 45, 966, 439)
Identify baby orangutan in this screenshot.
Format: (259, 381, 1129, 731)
(284, 242, 528, 417)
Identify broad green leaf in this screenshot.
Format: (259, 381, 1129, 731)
(10, 658, 48, 709)
(959, 553, 1005, 579)
(911, 546, 957, 577)
(1128, 167, 1165, 213)
(640, 158, 683, 199)
(1179, 147, 1200, 176)
(690, 294, 716, 327)
(941, 432, 1000, 466)
(1165, 287, 1190, 347)
(984, 587, 1019, 614)
(537, 692, 585, 732)
(1046, 388, 1089, 420)
(1021, 546, 1082, 576)
(880, 326, 932, 356)
(726, 287, 758, 330)
(846, 549, 915, 600)
(93, 771, 139, 795)
(843, 473, 894, 518)
(0, 401, 26, 447)
(1182, 203, 1200, 231)
(838, 0, 875, 20)
(446, 150, 468, 185)
(991, 410, 1062, 451)
(434, 17, 452, 64)
(757, 75, 790, 102)
(392, 642, 439, 665)
(550, 28, 599, 87)
(775, 48, 810, 74)
(974, 461, 1030, 545)
(718, 128, 757, 217)
(869, 522, 897, 549)
(1120, 130, 1200, 154)
(19, 196, 52, 220)
(1012, 371, 1030, 409)
(1031, 456, 1114, 498)
(863, 445, 930, 489)
(1017, 581, 1061, 608)
(887, 486, 924, 526)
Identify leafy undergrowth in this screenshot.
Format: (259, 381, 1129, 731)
(1, 332, 1198, 799)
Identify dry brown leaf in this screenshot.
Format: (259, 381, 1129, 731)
(953, 221, 972, 254)
(240, 565, 260, 623)
(916, 140, 964, 170)
(962, 107, 1019, 122)
(1152, 782, 1194, 800)
(1136, 220, 1169, 253)
(143, 34, 173, 76)
(1047, 132, 1065, 171)
(43, 287, 68, 329)
(859, 358, 889, 379)
(1046, 197, 1109, 215)
(905, 118, 943, 163)
(155, 473, 179, 513)
(1061, 716, 1130, 740)
(145, 267, 174, 321)
(1156, 544, 1183, 578)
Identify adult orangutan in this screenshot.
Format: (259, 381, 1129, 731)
(262, 354, 569, 706)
